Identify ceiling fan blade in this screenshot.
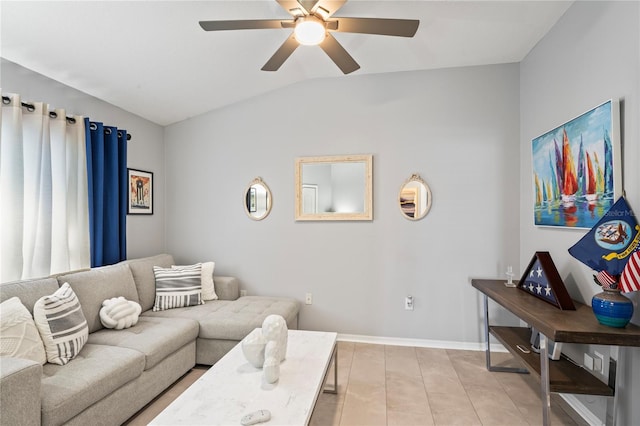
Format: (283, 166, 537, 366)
(310, 0, 347, 19)
(276, 0, 309, 17)
(199, 20, 291, 31)
(319, 33, 360, 74)
(261, 34, 300, 71)
(333, 17, 419, 37)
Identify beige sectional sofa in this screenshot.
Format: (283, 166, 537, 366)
(0, 254, 299, 426)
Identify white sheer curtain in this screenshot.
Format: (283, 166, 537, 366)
(0, 92, 90, 282)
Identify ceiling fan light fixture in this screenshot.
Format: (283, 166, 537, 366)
(294, 17, 326, 46)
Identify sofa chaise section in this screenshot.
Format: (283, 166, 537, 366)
(0, 254, 300, 425)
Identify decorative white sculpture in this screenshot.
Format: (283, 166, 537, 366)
(99, 297, 142, 330)
(240, 315, 289, 384)
(263, 356, 280, 384)
(261, 314, 287, 362)
(241, 328, 266, 368)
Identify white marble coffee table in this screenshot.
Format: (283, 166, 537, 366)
(150, 329, 338, 426)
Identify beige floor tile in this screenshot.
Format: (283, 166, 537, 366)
(385, 345, 422, 378)
(428, 391, 482, 425)
(417, 348, 467, 396)
(447, 349, 504, 391)
(493, 370, 541, 401)
(310, 392, 344, 426)
(340, 381, 387, 426)
(464, 383, 528, 425)
(387, 408, 435, 426)
(386, 374, 434, 426)
(386, 375, 430, 413)
(348, 343, 386, 386)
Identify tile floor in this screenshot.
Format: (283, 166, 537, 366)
(125, 342, 586, 425)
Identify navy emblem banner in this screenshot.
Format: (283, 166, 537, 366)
(568, 197, 640, 275)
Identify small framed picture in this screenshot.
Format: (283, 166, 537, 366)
(127, 169, 153, 215)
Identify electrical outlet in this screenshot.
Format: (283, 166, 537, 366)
(240, 290, 247, 297)
(405, 296, 414, 310)
(584, 353, 594, 370)
(594, 351, 604, 374)
(305, 293, 313, 305)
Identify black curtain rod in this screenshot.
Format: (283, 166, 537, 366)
(89, 122, 132, 141)
(2, 95, 132, 140)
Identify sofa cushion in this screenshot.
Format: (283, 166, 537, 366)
(33, 283, 89, 365)
(41, 343, 145, 426)
(173, 261, 218, 301)
(152, 264, 204, 311)
(87, 316, 198, 370)
(0, 277, 60, 313)
(125, 254, 174, 312)
(59, 263, 140, 333)
(201, 261, 218, 300)
(0, 297, 47, 364)
(143, 296, 299, 341)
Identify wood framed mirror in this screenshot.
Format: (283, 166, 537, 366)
(295, 155, 373, 221)
(399, 173, 432, 220)
(244, 177, 272, 221)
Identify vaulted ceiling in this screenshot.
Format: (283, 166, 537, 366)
(1, 1, 573, 126)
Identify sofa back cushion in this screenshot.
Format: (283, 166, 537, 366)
(57, 263, 139, 333)
(0, 278, 60, 314)
(125, 254, 174, 312)
(33, 283, 88, 365)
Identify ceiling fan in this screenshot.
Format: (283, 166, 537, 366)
(199, 0, 419, 74)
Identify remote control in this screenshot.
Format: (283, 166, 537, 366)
(241, 409, 271, 425)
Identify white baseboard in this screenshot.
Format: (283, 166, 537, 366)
(337, 333, 508, 352)
(559, 394, 603, 426)
(337, 334, 600, 426)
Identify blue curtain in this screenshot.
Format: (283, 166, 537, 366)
(85, 119, 127, 267)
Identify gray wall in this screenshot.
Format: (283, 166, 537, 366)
(164, 63, 521, 343)
(1, 59, 166, 259)
(520, 1, 639, 424)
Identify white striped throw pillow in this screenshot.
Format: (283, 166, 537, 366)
(153, 264, 204, 311)
(33, 283, 89, 365)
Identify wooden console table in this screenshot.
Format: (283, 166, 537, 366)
(471, 279, 640, 426)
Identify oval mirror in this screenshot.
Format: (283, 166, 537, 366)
(399, 174, 432, 220)
(244, 177, 272, 221)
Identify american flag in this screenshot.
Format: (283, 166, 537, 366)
(620, 251, 640, 293)
(595, 270, 618, 289)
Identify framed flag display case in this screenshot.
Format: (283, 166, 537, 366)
(519, 252, 576, 310)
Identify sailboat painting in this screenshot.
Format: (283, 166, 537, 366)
(532, 100, 620, 228)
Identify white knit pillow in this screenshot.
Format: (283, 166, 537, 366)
(0, 297, 47, 365)
(99, 297, 142, 330)
(33, 283, 88, 365)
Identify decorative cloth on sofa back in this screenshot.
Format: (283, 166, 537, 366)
(57, 263, 139, 333)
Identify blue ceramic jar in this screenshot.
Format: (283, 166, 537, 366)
(591, 287, 634, 328)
